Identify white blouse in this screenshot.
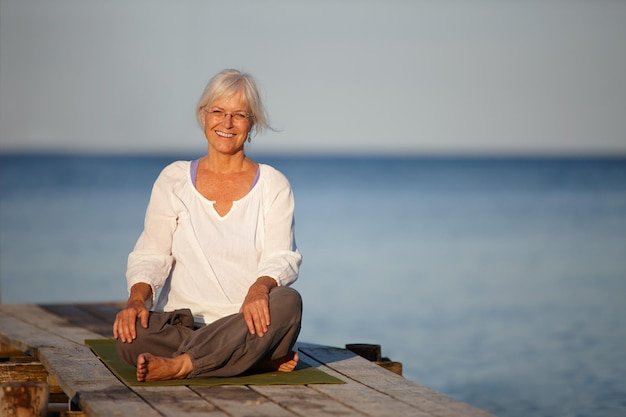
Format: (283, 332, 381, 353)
(126, 161, 302, 324)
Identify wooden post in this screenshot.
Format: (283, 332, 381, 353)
(0, 382, 49, 417)
(345, 343, 403, 376)
(345, 343, 382, 361)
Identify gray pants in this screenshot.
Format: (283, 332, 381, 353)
(116, 286, 302, 378)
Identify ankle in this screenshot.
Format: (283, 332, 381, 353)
(176, 353, 194, 378)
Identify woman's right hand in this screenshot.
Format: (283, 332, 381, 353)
(113, 301, 149, 343)
(113, 283, 152, 343)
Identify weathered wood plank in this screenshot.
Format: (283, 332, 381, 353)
(191, 385, 298, 417)
(75, 303, 124, 333)
(251, 384, 367, 417)
(72, 387, 162, 417)
(0, 311, 59, 353)
(296, 349, 433, 417)
(40, 304, 113, 338)
(0, 304, 101, 345)
(300, 344, 496, 417)
(131, 386, 229, 417)
(0, 309, 161, 417)
(0, 362, 48, 383)
(1, 342, 26, 356)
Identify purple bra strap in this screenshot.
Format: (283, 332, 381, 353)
(251, 167, 261, 189)
(190, 158, 200, 187)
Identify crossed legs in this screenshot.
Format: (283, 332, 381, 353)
(116, 287, 302, 381)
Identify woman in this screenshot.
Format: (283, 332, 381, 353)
(113, 69, 303, 382)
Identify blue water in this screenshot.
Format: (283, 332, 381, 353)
(1, 154, 625, 417)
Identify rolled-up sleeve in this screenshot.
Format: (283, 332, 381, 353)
(257, 170, 302, 286)
(126, 163, 181, 304)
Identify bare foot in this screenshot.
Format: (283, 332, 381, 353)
(136, 352, 193, 382)
(258, 351, 299, 373)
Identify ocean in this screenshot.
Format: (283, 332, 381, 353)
(1, 154, 625, 417)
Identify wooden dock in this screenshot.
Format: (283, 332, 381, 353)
(0, 303, 495, 417)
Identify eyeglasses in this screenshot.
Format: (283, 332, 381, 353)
(204, 108, 252, 123)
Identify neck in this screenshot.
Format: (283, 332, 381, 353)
(203, 150, 248, 174)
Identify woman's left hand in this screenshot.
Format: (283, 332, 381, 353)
(240, 277, 277, 337)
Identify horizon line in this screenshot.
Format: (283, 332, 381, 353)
(2, 149, 626, 161)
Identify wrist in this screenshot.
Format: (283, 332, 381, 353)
(255, 276, 278, 292)
(126, 298, 145, 309)
(127, 282, 153, 308)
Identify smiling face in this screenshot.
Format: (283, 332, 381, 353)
(203, 92, 253, 156)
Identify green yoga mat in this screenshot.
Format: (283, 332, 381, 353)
(85, 339, 344, 387)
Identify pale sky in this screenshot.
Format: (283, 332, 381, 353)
(1, 0, 625, 156)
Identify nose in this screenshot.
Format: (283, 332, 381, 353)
(221, 113, 233, 128)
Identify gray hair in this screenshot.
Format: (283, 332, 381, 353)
(196, 69, 271, 138)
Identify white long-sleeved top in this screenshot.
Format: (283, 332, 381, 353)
(126, 161, 302, 325)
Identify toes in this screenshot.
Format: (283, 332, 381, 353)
(136, 354, 149, 381)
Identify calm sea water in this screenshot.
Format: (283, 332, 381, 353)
(1, 154, 625, 417)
